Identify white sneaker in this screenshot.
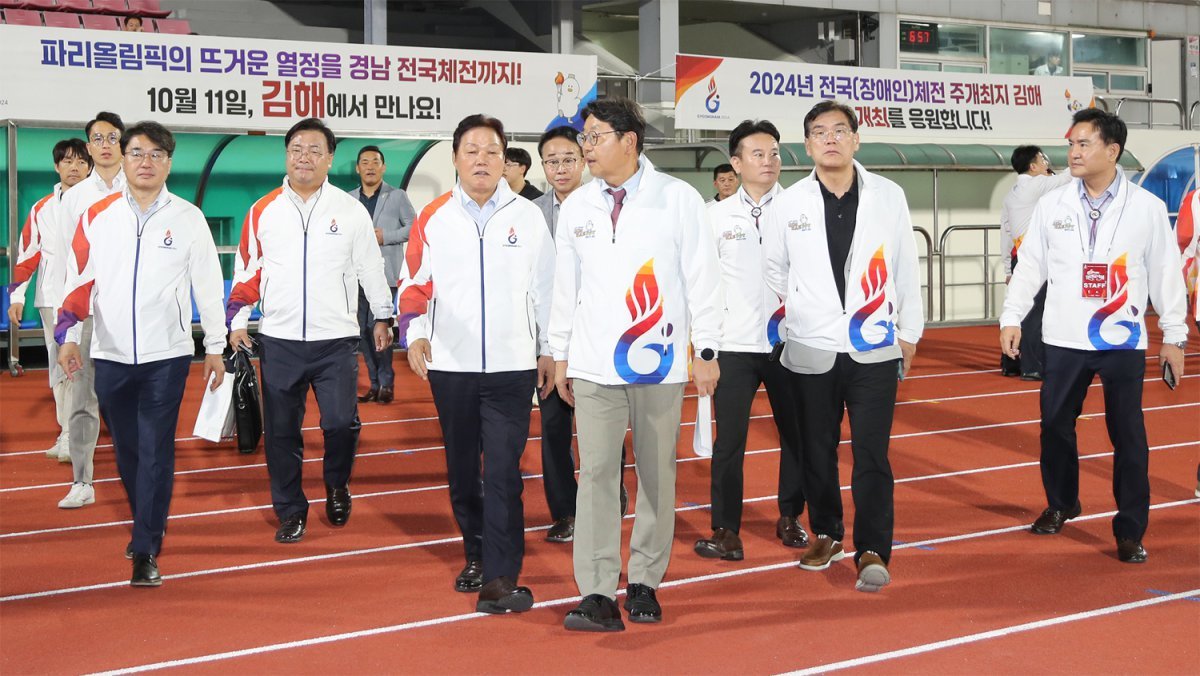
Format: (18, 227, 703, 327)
(56, 434, 72, 463)
(58, 483, 95, 509)
(43, 433, 67, 459)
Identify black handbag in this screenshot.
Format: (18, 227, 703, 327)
(230, 344, 263, 454)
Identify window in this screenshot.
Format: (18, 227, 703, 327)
(899, 22, 984, 59)
(1072, 34, 1146, 68)
(989, 28, 1068, 76)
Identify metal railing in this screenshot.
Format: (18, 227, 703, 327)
(1105, 96, 1189, 130)
(938, 224, 1001, 322)
(912, 226, 935, 321)
(1190, 101, 1199, 131)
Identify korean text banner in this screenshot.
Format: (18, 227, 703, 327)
(675, 53, 1094, 138)
(0, 25, 598, 135)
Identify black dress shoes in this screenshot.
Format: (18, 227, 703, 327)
(124, 542, 133, 560)
(476, 577, 534, 614)
(130, 554, 162, 587)
(1117, 539, 1147, 563)
(1020, 372, 1043, 381)
(377, 386, 394, 404)
(694, 528, 744, 561)
(357, 387, 379, 403)
(564, 594, 625, 632)
(623, 583, 661, 623)
(326, 485, 351, 527)
(1031, 502, 1082, 534)
(275, 513, 307, 543)
(455, 560, 483, 593)
(776, 516, 810, 548)
(620, 482, 629, 517)
(545, 517, 575, 543)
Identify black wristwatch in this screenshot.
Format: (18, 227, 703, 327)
(699, 347, 718, 362)
(375, 317, 396, 328)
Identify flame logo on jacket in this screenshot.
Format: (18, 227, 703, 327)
(613, 259, 674, 384)
(163, 229, 173, 247)
(767, 302, 785, 345)
(848, 246, 895, 351)
(1087, 253, 1141, 350)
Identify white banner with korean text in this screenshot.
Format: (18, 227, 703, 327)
(675, 53, 1094, 139)
(0, 25, 598, 135)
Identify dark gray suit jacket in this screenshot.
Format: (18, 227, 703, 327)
(349, 181, 417, 287)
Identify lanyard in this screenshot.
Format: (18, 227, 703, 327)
(1081, 191, 1113, 260)
(741, 192, 772, 242)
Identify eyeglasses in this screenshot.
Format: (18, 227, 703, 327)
(504, 161, 522, 168)
(125, 148, 170, 163)
(287, 146, 326, 160)
(576, 130, 621, 146)
(90, 132, 121, 146)
(808, 127, 854, 143)
(542, 157, 580, 170)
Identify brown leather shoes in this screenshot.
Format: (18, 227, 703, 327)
(776, 516, 810, 548)
(855, 551, 890, 592)
(799, 534, 845, 571)
(476, 576, 534, 614)
(377, 386, 394, 404)
(357, 387, 378, 403)
(1116, 539, 1147, 563)
(694, 528, 744, 561)
(1031, 502, 1082, 534)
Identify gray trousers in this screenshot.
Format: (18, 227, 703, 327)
(38, 308, 68, 435)
(572, 378, 684, 599)
(59, 314, 100, 483)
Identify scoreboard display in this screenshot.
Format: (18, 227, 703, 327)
(900, 21, 938, 52)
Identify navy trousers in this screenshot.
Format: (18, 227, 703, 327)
(429, 369, 536, 584)
(538, 387, 577, 521)
(93, 356, 191, 557)
(357, 287, 397, 389)
(259, 335, 360, 521)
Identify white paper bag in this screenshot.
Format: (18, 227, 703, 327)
(692, 394, 713, 457)
(193, 372, 235, 443)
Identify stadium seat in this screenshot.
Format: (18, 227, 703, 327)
(42, 10, 80, 27)
(125, 0, 167, 18)
(1, 8, 42, 24)
(56, 0, 92, 12)
(91, 0, 127, 13)
(153, 17, 189, 34)
(20, 1, 60, 10)
(80, 12, 118, 29)
(0, 1, 25, 10)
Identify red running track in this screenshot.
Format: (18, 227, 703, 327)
(0, 325, 1197, 674)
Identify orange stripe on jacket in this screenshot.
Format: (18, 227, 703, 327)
(11, 194, 54, 284)
(398, 191, 452, 316)
(71, 193, 123, 275)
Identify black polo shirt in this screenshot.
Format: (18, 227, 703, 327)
(819, 171, 859, 304)
(358, 185, 380, 218)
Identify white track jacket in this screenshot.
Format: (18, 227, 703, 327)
(56, 188, 227, 364)
(398, 181, 554, 373)
(8, 185, 60, 308)
(227, 178, 393, 340)
(708, 183, 785, 353)
(548, 157, 723, 386)
(1000, 173, 1188, 350)
(763, 162, 924, 359)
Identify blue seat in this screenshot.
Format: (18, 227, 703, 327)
(190, 279, 261, 324)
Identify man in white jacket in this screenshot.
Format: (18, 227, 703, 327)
(999, 145, 1072, 379)
(694, 119, 807, 563)
(764, 100, 924, 593)
(550, 97, 723, 631)
(6, 138, 92, 463)
(227, 118, 394, 544)
(56, 121, 227, 587)
(400, 114, 554, 615)
(51, 111, 128, 509)
(1001, 109, 1188, 564)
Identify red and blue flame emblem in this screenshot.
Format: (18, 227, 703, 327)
(613, 259, 674, 384)
(848, 246, 895, 351)
(767, 302, 785, 345)
(1087, 253, 1141, 350)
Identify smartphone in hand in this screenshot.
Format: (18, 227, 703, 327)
(1162, 361, 1177, 390)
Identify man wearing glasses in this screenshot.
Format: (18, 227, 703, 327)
(227, 118, 394, 544)
(349, 145, 417, 405)
(56, 121, 227, 587)
(550, 97, 722, 631)
(999, 146, 1072, 380)
(51, 111, 127, 510)
(764, 100, 924, 593)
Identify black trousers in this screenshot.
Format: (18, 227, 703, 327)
(357, 287, 397, 389)
(1040, 345, 1150, 541)
(791, 353, 898, 563)
(711, 351, 805, 531)
(93, 356, 190, 557)
(429, 369, 536, 584)
(1002, 257, 1046, 377)
(538, 387, 577, 521)
(259, 335, 361, 521)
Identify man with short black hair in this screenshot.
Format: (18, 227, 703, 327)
(694, 119, 807, 563)
(765, 100, 924, 593)
(228, 117, 394, 544)
(710, 163, 738, 203)
(57, 121, 227, 587)
(52, 111, 127, 510)
(122, 16, 143, 32)
(503, 147, 543, 200)
(350, 145, 417, 405)
(1001, 108, 1187, 564)
(999, 145, 1071, 379)
(7, 139, 92, 463)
